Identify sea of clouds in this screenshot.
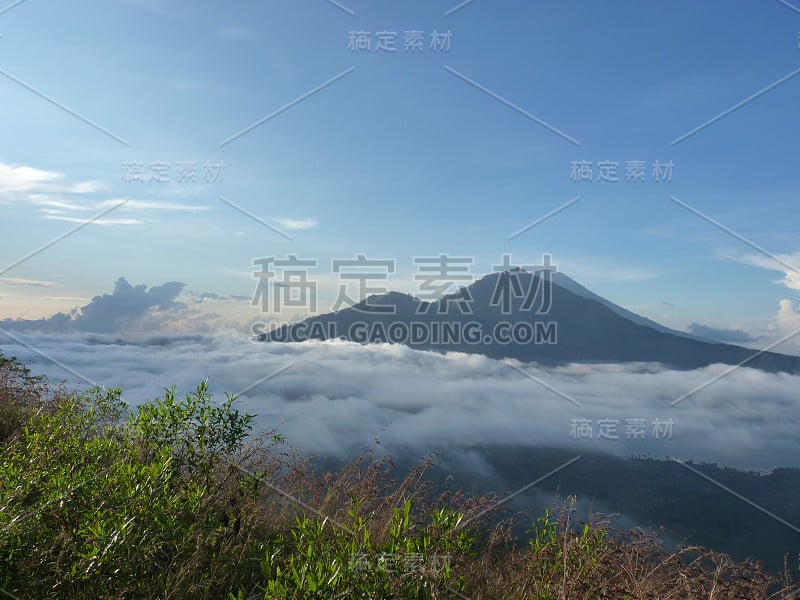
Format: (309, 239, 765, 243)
(1, 331, 798, 473)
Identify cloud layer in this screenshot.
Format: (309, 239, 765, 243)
(0, 333, 797, 473)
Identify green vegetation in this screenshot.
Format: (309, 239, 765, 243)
(0, 351, 797, 599)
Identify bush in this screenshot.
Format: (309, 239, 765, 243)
(257, 498, 475, 599)
(0, 352, 50, 444)
(0, 370, 257, 599)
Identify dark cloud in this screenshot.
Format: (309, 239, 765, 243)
(77, 277, 185, 333)
(0, 277, 185, 334)
(687, 322, 756, 343)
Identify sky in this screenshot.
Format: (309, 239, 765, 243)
(1, 0, 799, 344)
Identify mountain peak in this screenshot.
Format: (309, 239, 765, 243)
(260, 270, 800, 374)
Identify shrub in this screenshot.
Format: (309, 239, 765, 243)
(0, 372, 256, 599)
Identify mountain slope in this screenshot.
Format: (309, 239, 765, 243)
(259, 270, 800, 374)
(549, 273, 709, 342)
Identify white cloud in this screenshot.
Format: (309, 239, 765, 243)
(707, 249, 800, 353)
(97, 199, 213, 212)
(0, 162, 212, 226)
(719, 250, 800, 291)
(68, 181, 105, 194)
(3, 334, 798, 473)
(42, 214, 145, 226)
(0, 164, 103, 199)
(0, 164, 62, 193)
(29, 195, 90, 211)
(0, 278, 61, 288)
(777, 298, 800, 330)
(272, 218, 319, 231)
(30, 197, 213, 226)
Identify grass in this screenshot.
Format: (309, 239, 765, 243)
(0, 350, 797, 599)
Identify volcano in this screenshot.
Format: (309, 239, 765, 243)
(259, 269, 800, 374)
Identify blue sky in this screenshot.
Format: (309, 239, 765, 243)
(1, 0, 799, 347)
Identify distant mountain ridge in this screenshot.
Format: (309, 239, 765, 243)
(259, 270, 800, 374)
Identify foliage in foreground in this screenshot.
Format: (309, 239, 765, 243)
(0, 351, 797, 599)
